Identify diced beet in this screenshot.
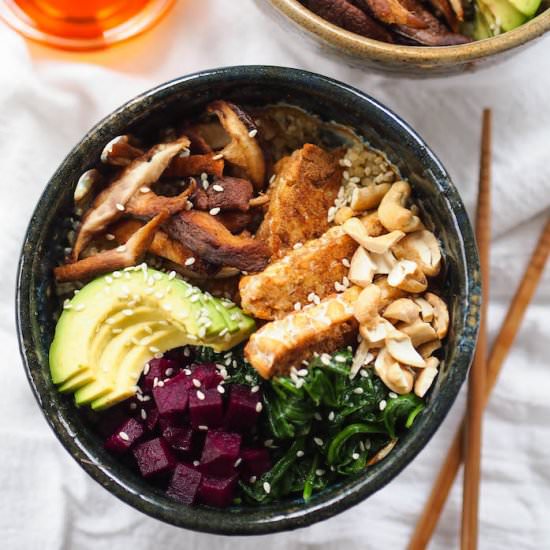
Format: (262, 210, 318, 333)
(198, 474, 238, 508)
(96, 403, 132, 438)
(189, 388, 223, 428)
(224, 385, 261, 432)
(239, 447, 271, 479)
(132, 437, 176, 478)
(152, 371, 189, 416)
(162, 425, 194, 452)
(167, 464, 202, 505)
(104, 417, 144, 454)
(200, 430, 241, 476)
(187, 363, 223, 390)
(143, 405, 160, 432)
(164, 346, 195, 366)
(141, 358, 179, 391)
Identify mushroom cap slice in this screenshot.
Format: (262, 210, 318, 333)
(374, 347, 414, 394)
(377, 181, 423, 233)
(383, 298, 420, 324)
(398, 319, 438, 347)
(207, 100, 266, 190)
(349, 246, 377, 288)
(392, 230, 442, 277)
(74, 169, 101, 204)
(367, 439, 398, 466)
(386, 331, 426, 368)
(425, 292, 450, 339)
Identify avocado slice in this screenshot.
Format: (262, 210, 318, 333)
(479, 0, 527, 31)
(50, 266, 256, 409)
(507, 0, 541, 16)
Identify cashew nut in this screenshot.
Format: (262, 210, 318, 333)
(359, 318, 396, 347)
(413, 296, 434, 322)
(354, 284, 382, 326)
(387, 260, 428, 293)
(398, 319, 438, 347)
(418, 339, 442, 358)
(392, 230, 442, 277)
(378, 181, 423, 233)
(374, 348, 414, 394)
(414, 357, 440, 397)
(425, 292, 449, 339)
(385, 331, 426, 368)
(350, 183, 392, 211)
(382, 298, 420, 324)
(334, 206, 355, 225)
(343, 217, 405, 254)
(349, 247, 377, 287)
(360, 212, 385, 237)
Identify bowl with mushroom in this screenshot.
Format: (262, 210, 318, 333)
(16, 66, 480, 534)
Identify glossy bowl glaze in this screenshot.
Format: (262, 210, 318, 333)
(16, 66, 480, 534)
(260, 0, 550, 76)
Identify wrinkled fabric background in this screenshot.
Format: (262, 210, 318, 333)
(1, 2, 549, 549)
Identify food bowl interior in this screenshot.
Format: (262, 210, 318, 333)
(17, 66, 480, 534)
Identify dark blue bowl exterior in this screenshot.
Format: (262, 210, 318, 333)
(16, 66, 480, 535)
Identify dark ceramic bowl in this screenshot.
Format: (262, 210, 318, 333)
(259, 0, 550, 76)
(16, 66, 480, 535)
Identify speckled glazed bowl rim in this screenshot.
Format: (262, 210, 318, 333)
(16, 66, 480, 535)
(269, 0, 550, 64)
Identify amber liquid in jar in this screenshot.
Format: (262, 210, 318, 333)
(1, 0, 175, 49)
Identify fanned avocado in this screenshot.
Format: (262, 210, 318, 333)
(479, 0, 527, 32)
(49, 265, 255, 409)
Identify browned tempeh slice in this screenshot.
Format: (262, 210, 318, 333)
(245, 287, 361, 379)
(192, 176, 253, 212)
(164, 153, 224, 179)
(71, 137, 190, 261)
(240, 226, 358, 320)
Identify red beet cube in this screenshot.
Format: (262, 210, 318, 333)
(141, 358, 179, 391)
(239, 447, 272, 479)
(224, 385, 261, 432)
(162, 425, 194, 452)
(200, 430, 241, 476)
(187, 363, 223, 390)
(132, 437, 176, 478)
(198, 474, 238, 508)
(104, 417, 144, 454)
(152, 371, 188, 416)
(167, 464, 202, 505)
(189, 388, 223, 428)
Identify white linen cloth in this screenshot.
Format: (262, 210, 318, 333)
(0, 2, 549, 548)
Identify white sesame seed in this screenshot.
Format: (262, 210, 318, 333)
(196, 390, 205, 400)
(342, 258, 351, 268)
(294, 302, 302, 311)
(119, 432, 129, 441)
(105, 233, 115, 241)
(141, 409, 147, 420)
(122, 308, 134, 316)
(352, 453, 360, 460)
(184, 257, 196, 266)
(249, 476, 257, 483)
(212, 184, 224, 192)
(379, 399, 387, 411)
(212, 153, 224, 160)
(165, 368, 174, 377)
(353, 387, 364, 395)
(113, 271, 122, 278)
(263, 481, 271, 494)
(255, 402, 263, 413)
(264, 439, 274, 447)
(209, 207, 221, 216)
(115, 203, 125, 212)
(314, 437, 324, 446)
(198, 425, 208, 431)
(111, 328, 123, 335)
(192, 379, 201, 388)
(219, 327, 228, 337)
(320, 354, 331, 366)
(116, 245, 127, 253)
(149, 346, 160, 353)
(193, 460, 200, 466)
(296, 450, 305, 458)
(249, 129, 258, 138)
(293, 242, 303, 250)
(143, 363, 150, 375)
(328, 411, 335, 421)
(251, 385, 260, 393)
(389, 392, 398, 399)
(315, 469, 326, 476)
(139, 186, 151, 193)
(217, 385, 225, 394)
(234, 458, 242, 467)
(314, 412, 322, 421)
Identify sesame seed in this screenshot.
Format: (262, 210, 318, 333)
(353, 387, 364, 395)
(111, 328, 123, 335)
(212, 153, 224, 160)
(116, 245, 127, 253)
(219, 327, 228, 337)
(196, 390, 205, 400)
(141, 409, 147, 420)
(105, 233, 115, 241)
(249, 129, 258, 138)
(122, 308, 134, 316)
(149, 346, 160, 353)
(342, 258, 351, 268)
(184, 257, 196, 266)
(139, 186, 151, 193)
(168, 270, 176, 280)
(293, 242, 303, 250)
(192, 379, 201, 388)
(315, 469, 326, 476)
(143, 363, 150, 375)
(105, 276, 113, 284)
(198, 425, 208, 431)
(193, 460, 200, 467)
(294, 302, 302, 311)
(379, 399, 387, 411)
(212, 184, 224, 192)
(165, 368, 174, 377)
(119, 432, 129, 441)
(183, 368, 192, 375)
(190, 294, 200, 303)
(209, 207, 221, 216)
(296, 450, 305, 458)
(255, 402, 263, 413)
(320, 354, 331, 366)
(389, 392, 398, 399)
(264, 439, 274, 447)
(217, 385, 225, 394)
(352, 453, 360, 460)
(113, 271, 122, 278)
(335, 355, 346, 363)
(314, 412, 322, 421)
(263, 482, 271, 494)
(251, 385, 260, 393)
(249, 476, 257, 483)
(234, 458, 242, 467)
(115, 203, 125, 212)
(328, 411, 335, 421)
(313, 437, 324, 446)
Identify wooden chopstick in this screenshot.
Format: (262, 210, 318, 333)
(461, 108, 492, 550)
(408, 216, 550, 550)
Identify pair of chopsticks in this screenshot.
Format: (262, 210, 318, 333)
(408, 109, 550, 550)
